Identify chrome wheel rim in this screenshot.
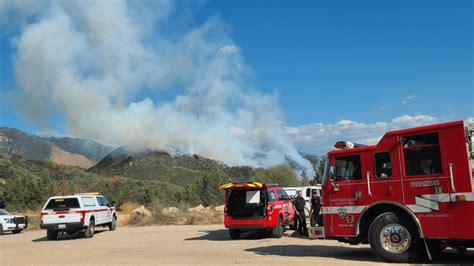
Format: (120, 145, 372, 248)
(380, 223, 411, 253)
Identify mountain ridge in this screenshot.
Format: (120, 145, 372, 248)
(0, 127, 114, 168)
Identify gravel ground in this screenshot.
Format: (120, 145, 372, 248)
(1, 225, 473, 265)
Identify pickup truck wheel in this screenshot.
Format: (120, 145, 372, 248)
(84, 220, 95, 238)
(47, 230, 58, 240)
(369, 212, 422, 263)
(109, 216, 117, 231)
(271, 217, 284, 238)
(229, 229, 241, 239)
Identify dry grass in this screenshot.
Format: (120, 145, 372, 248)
(119, 202, 142, 214)
(155, 205, 223, 225)
(15, 204, 224, 230)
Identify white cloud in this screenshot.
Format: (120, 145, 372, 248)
(401, 94, 417, 104)
(286, 115, 472, 155)
(229, 126, 246, 135)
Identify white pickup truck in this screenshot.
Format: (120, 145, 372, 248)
(0, 209, 28, 234)
(40, 193, 117, 240)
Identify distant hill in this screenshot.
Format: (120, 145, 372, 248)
(0, 127, 114, 168)
(44, 136, 114, 163)
(0, 128, 301, 212)
(91, 148, 231, 185)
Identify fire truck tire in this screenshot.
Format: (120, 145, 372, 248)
(271, 217, 284, 238)
(229, 229, 241, 239)
(47, 230, 58, 240)
(84, 219, 95, 238)
(368, 212, 423, 263)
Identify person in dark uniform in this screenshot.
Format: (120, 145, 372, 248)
(310, 191, 321, 227)
(293, 190, 308, 235)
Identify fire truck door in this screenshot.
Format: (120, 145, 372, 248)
(327, 154, 369, 236)
(399, 132, 455, 238)
(366, 150, 403, 205)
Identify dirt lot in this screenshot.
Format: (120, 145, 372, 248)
(1, 225, 473, 265)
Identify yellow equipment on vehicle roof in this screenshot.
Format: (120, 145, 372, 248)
(219, 182, 263, 190)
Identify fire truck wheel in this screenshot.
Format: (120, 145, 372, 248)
(84, 219, 95, 238)
(47, 230, 58, 240)
(369, 212, 422, 263)
(229, 229, 241, 239)
(271, 217, 284, 238)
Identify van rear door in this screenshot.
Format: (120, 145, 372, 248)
(226, 188, 266, 220)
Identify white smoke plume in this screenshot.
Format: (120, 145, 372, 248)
(1, 0, 314, 175)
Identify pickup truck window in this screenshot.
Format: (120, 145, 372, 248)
(97, 197, 108, 207)
(276, 190, 288, 201)
(267, 191, 276, 202)
(82, 197, 96, 207)
(45, 198, 80, 210)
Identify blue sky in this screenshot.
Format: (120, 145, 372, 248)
(197, 0, 473, 126)
(0, 0, 472, 155)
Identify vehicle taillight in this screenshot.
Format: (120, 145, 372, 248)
(267, 205, 274, 215)
(78, 211, 85, 222)
(40, 212, 47, 224)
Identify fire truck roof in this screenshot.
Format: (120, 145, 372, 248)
(328, 120, 465, 156)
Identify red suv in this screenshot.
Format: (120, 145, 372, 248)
(220, 182, 295, 239)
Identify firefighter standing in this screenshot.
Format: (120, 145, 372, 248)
(310, 191, 321, 227)
(293, 190, 309, 235)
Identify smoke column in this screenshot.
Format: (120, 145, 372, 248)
(1, 0, 314, 175)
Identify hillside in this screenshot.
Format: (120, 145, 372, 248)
(0, 156, 199, 211)
(0, 148, 300, 211)
(44, 136, 114, 163)
(0, 127, 113, 168)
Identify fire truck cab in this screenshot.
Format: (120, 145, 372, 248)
(314, 120, 473, 262)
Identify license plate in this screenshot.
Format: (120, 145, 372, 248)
(58, 224, 66, 229)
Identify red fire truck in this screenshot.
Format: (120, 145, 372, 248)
(310, 120, 473, 262)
